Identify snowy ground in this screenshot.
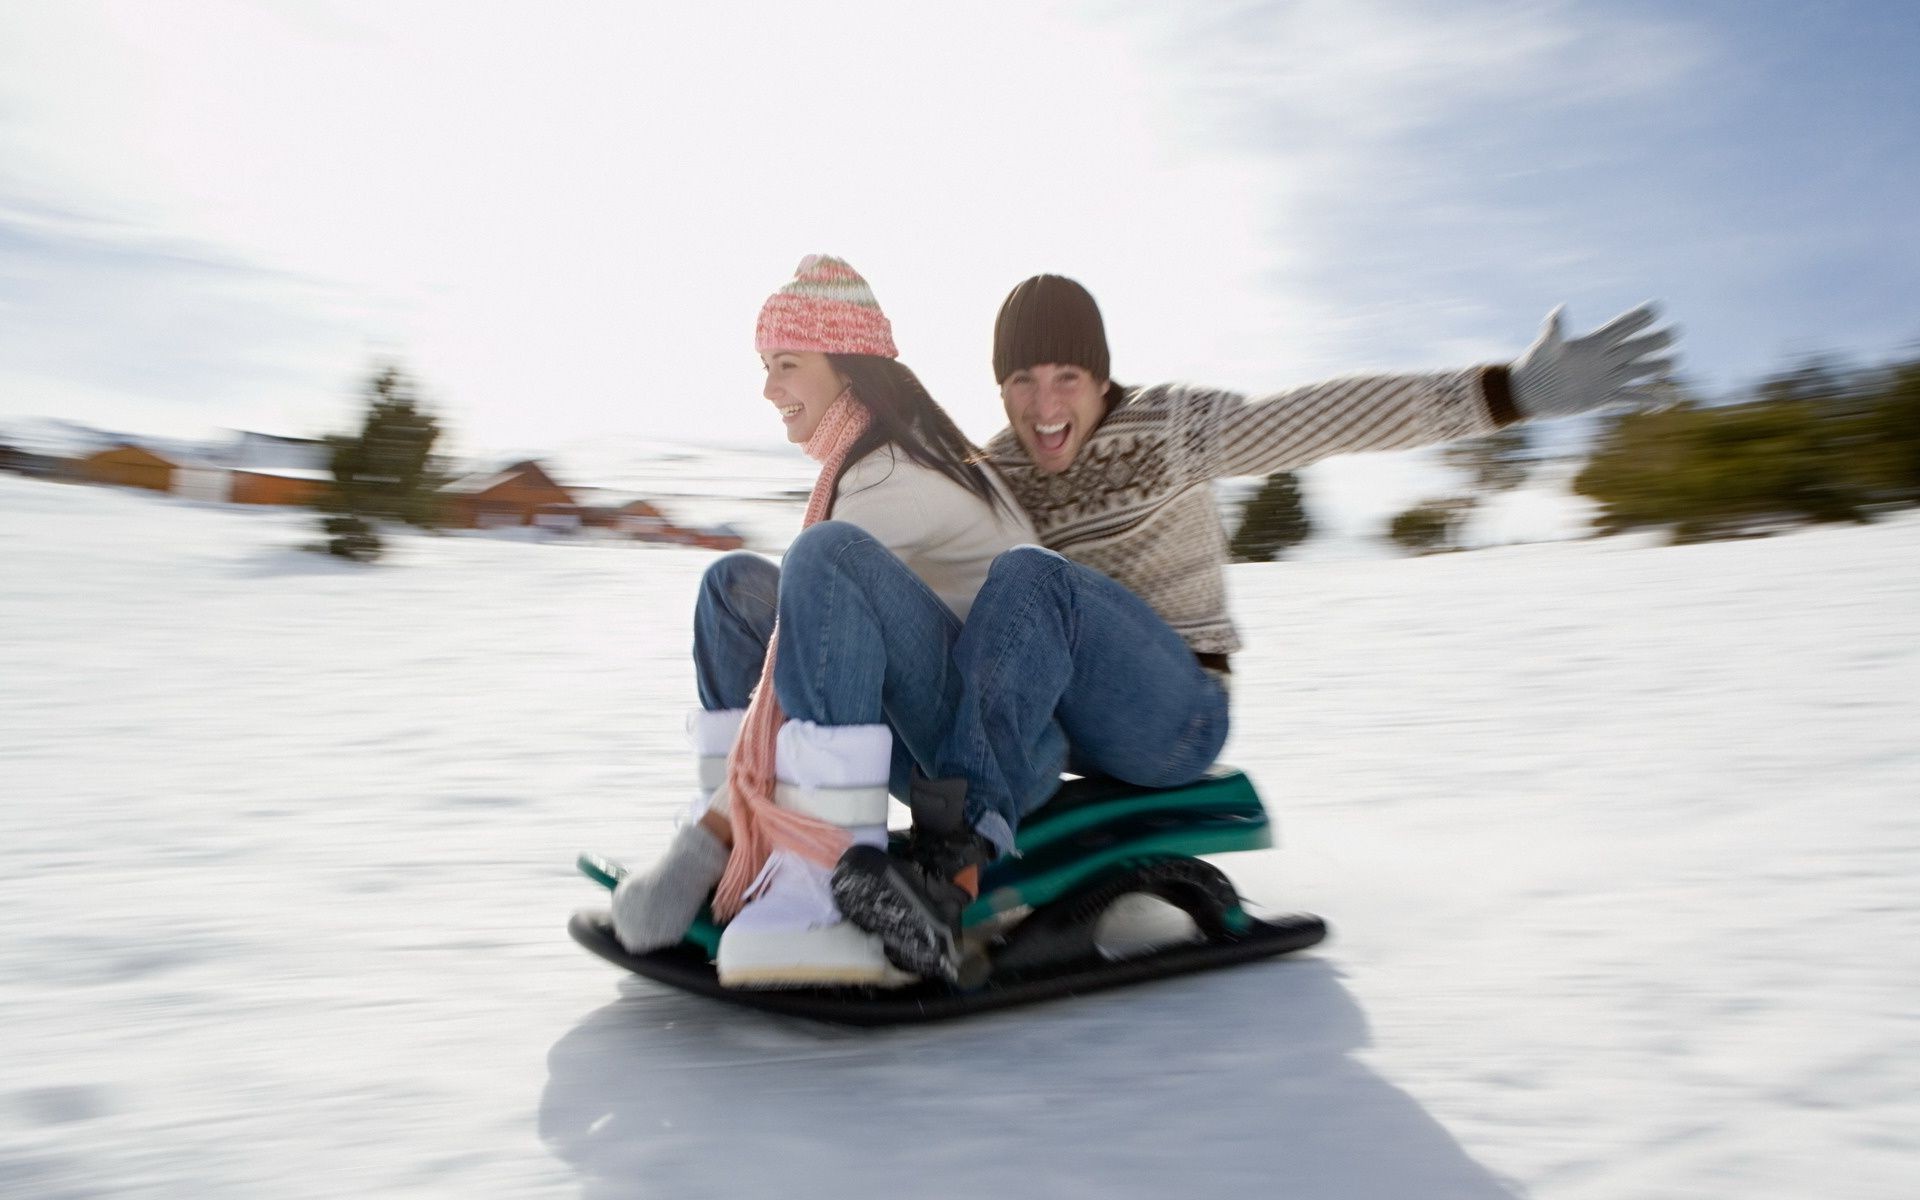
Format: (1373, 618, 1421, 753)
(3, 472, 1916, 1199)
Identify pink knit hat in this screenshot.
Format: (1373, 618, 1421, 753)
(754, 254, 898, 359)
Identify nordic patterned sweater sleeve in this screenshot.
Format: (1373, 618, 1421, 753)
(1182, 365, 1518, 480)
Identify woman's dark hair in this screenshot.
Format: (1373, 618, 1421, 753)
(827, 354, 1009, 513)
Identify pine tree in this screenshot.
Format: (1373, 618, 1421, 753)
(1229, 472, 1312, 563)
(315, 365, 448, 561)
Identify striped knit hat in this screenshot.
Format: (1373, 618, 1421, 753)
(754, 255, 898, 359)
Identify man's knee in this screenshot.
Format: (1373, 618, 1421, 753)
(956, 546, 1073, 670)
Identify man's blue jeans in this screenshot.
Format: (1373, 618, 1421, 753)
(933, 546, 1231, 852)
(692, 522, 963, 803)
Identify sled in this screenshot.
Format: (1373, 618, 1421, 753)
(569, 765, 1327, 1025)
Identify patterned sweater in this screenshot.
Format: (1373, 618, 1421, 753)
(984, 366, 1519, 657)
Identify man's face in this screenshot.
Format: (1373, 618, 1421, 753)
(1001, 362, 1107, 474)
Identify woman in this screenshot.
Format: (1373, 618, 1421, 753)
(610, 254, 1035, 988)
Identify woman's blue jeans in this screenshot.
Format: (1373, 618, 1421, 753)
(692, 530, 1228, 855)
(692, 522, 964, 805)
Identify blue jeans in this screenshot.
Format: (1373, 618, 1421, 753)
(693, 551, 781, 712)
(934, 546, 1231, 852)
(691, 522, 964, 802)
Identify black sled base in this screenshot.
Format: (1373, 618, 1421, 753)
(568, 904, 1327, 1026)
(571, 767, 1327, 1025)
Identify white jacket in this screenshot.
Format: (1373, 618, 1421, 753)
(828, 446, 1036, 622)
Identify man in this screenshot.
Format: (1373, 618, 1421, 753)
(833, 275, 1675, 980)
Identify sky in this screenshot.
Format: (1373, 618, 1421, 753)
(1, 0, 1916, 464)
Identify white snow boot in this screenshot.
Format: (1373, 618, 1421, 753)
(609, 708, 744, 955)
(688, 707, 746, 818)
(715, 721, 914, 989)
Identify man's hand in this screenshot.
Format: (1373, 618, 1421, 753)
(1511, 303, 1678, 420)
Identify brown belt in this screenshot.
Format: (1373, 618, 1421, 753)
(1195, 652, 1231, 675)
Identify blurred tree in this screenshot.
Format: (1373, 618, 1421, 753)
(1444, 425, 1533, 494)
(1573, 386, 1887, 542)
(1387, 498, 1471, 555)
(314, 365, 450, 561)
(1229, 471, 1311, 562)
(1857, 359, 1920, 505)
(1572, 405, 1702, 535)
(320, 514, 381, 563)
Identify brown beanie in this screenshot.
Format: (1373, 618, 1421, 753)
(992, 274, 1111, 384)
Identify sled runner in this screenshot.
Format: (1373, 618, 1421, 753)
(569, 766, 1327, 1025)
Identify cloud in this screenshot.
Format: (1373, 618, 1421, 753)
(0, 193, 375, 435)
(0, 1, 1295, 447)
(1081, 1, 1714, 371)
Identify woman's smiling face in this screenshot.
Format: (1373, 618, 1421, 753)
(761, 350, 849, 444)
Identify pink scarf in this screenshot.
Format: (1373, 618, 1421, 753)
(711, 391, 872, 920)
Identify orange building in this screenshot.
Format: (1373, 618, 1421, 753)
(611, 499, 745, 549)
(230, 469, 329, 507)
(685, 527, 746, 551)
(80, 444, 176, 491)
(443, 460, 578, 528)
(614, 499, 671, 537)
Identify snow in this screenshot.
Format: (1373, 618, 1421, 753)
(3, 471, 1917, 1198)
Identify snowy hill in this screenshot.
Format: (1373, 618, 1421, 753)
(2, 471, 1916, 1198)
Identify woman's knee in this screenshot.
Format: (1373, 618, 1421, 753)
(702, 550, 775, 591)
(985, 544, 1068, 591)
(781, 520, 874, 583)
(787, 519, 868, 557)
(700, 551, 778, 609)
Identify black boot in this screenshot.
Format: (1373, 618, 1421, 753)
(832, 771, 994, 983)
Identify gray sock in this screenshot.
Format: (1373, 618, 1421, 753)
(610, 822, 729, 954)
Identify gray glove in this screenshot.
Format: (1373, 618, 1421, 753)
(1510, 303, 1677, 420)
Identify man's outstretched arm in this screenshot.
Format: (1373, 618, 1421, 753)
(1195, 303, 1677, 479)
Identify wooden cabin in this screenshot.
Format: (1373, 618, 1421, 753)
(615, 499, 671, 537)
(230, 469, 328, 507)
(80, 444, 177, 492)
(443, 460, 578, 528)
